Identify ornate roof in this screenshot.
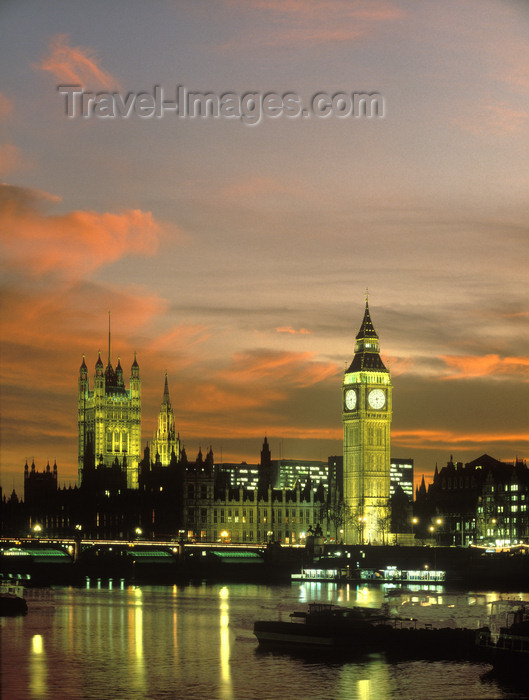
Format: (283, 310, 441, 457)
(345, 300, 388, 374)
(346, 351, 387, 373)
(356, 301, 379, 340)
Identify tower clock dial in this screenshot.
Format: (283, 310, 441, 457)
(344, 389, 357, 410)
(368, 388, 386, 409)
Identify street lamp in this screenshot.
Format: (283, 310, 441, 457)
(434, 518, 443, 546)
(33, 524, 42, 538)
(358, 516, 366, 544)
(411, 517, 419, 543)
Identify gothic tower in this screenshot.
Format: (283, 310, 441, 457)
(78, 320, 142, 489)
(150, 373, 180, 466)
(342, 299, 392, 543)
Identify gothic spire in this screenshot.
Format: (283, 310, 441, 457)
(108, 310, 112, 367)
(345, 299, 388, 373)
(163, 372, 170, 405)
(356, 298, 379, 341)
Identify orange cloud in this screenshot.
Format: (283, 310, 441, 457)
(177, 421, 342, 442)
(0, 283, 167, 391)
(0, 183, 160, 278)
(226, 0, 403, 46)
(183, 383, 285, 416)
(146, 324, 212, 370)
(440, 354, 529, 380)
(223, 349, 338, 388)
(276, 326, 311, 335)
(37, 34, 119, 90)
(384, 355, 414, 377)
(393, 428, 529, 450)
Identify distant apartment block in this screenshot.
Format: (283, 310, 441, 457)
(390, 458, 414, 500)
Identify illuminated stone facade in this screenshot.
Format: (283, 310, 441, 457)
(78, 346, 141, 490)
(342, 301, 392, 544)
(150, 374, 180, 466)
(205, 484, 323, 544)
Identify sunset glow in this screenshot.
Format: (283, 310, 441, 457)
(1, 1, 528, 494)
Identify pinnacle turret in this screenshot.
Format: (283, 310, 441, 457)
(95, 351, 104, 377)
(131, 352, 140, 379)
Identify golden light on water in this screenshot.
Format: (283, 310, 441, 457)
(218, 586, 233, 699)
(357, 679, 371, 700)
(30, 634, 46, 696)
(32, 634, 43, 654)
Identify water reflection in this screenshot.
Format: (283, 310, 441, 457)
(218, 586, 233, 699)
(30, 634, 46, 696)
(356, 677, 373, 700)
(297, 581, 386, 609)
(3, 583, 527, 699)
(128, 587, 145, 695)
(31, 633, 43, 654)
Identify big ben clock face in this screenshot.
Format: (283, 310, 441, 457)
(368, 388, 386, 409)
(344, 389, 357, 410)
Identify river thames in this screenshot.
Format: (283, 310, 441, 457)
(2, 581, 528, 699)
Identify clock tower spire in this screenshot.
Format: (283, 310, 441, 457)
(342, 299, 392, 544)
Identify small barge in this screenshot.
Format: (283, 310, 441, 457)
(476, 602, 529, 674)
(0, 579, 28, 616)
(254, 602, 475, 657)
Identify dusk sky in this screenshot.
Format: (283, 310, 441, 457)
(1, 0, 529, 495)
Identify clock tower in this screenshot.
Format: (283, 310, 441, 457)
(342, 299, 392, 544)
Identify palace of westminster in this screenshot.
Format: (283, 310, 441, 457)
(1, 302, 529, 547)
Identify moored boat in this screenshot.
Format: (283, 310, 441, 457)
(254, 602, 476, 657)
(291, 566, 446, 585)
(476, 602, 529, 674)
(0, 579, 28, 616)
(254, 603, 392, 649)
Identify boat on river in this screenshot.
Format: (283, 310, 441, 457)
(291, 565, 446, 584)
(476, 601, 529, 674)
(0, 579, 28, 616)
(253, 602, 475, 657)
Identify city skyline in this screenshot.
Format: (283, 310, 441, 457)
(1, 1, 529, 494)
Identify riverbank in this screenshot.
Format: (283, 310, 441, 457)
(1, 541, 529, 589)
